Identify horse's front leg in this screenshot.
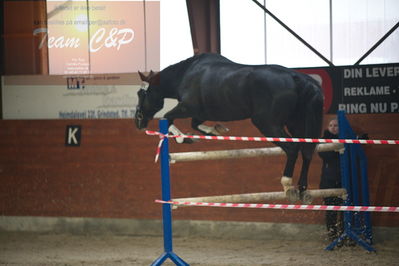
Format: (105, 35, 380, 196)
(279, 144, 300, 202)
(164, 103, 193, 144)
(297, 143, 316, 204)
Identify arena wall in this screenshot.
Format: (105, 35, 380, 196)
(0, 114, 398, 227)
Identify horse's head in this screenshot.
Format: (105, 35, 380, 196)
(135, 71, 163, 130)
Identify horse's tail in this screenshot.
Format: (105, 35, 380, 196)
(306, 85, 324, 139)
(301, 78, 324, 157)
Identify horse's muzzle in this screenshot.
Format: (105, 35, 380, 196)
(135, 118, 147, 130)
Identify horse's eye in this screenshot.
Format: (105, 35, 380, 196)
(138, 89, 146, 97)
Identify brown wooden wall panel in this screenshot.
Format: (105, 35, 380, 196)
(4, 1, 48, 74)
(0, 114, 398, 226)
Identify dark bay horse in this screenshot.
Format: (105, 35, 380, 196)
(135, 53, 323, 201)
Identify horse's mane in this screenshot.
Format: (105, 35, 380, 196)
(162, 55, 198, 73)
(159, 54, 204, 85)
(162, 53, 231, 76)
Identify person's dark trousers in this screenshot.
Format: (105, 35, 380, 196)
(324, 196, 344, 239)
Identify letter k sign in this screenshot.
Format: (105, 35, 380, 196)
(65, 125, 82, 146)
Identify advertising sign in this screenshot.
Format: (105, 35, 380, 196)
(1, 74, 176, 120)
(298, 63, 399, 114)
(40, 0, 159, 74)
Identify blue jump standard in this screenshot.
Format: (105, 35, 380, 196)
(326, 111, 375, 252)
(151, 119, 189, 266)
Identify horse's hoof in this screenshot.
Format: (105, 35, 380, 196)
(182, 138, 195, 144)
(300, 191, 313, 204)
(285, 188, 300, 203)
(214, 124, 229, 134)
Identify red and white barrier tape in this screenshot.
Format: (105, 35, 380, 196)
(154, 135, 164, 163)
(146, 130, 399, 162)
(155, 200, 399, 213)
(146, 130, 399, 145)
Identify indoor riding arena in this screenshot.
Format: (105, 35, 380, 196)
(1, 1, 399, 266)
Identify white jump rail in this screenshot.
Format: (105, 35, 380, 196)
(170, 143, 343, 163)
(168, 143, 345, 205)
(173, 188, 347, 207)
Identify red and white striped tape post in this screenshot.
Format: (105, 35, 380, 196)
(155, 200, 399, 213)
(146, 130, 399, 162)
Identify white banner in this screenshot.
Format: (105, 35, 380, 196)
(1, 74, 175, 120)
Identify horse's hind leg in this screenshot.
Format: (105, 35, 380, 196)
(298, 143, 316, 203)
(251, 118, 300, 202)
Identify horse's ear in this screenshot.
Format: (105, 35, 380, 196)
(152, 72, 160, 85)
(138, 71, 147, 81)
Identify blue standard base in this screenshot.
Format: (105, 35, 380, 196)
(151, 252, 189, 266)
(325, 231, 375, 252)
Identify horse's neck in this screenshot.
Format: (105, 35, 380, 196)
(159, 55, 202, 99)
(159, 67, 184, 99)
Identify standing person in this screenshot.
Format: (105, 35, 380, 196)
(319, 118, 344, 241)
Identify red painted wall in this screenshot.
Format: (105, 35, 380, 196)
(1, 114, 398, 226)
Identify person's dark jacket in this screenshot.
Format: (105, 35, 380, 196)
(319, 130, 341, 189)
